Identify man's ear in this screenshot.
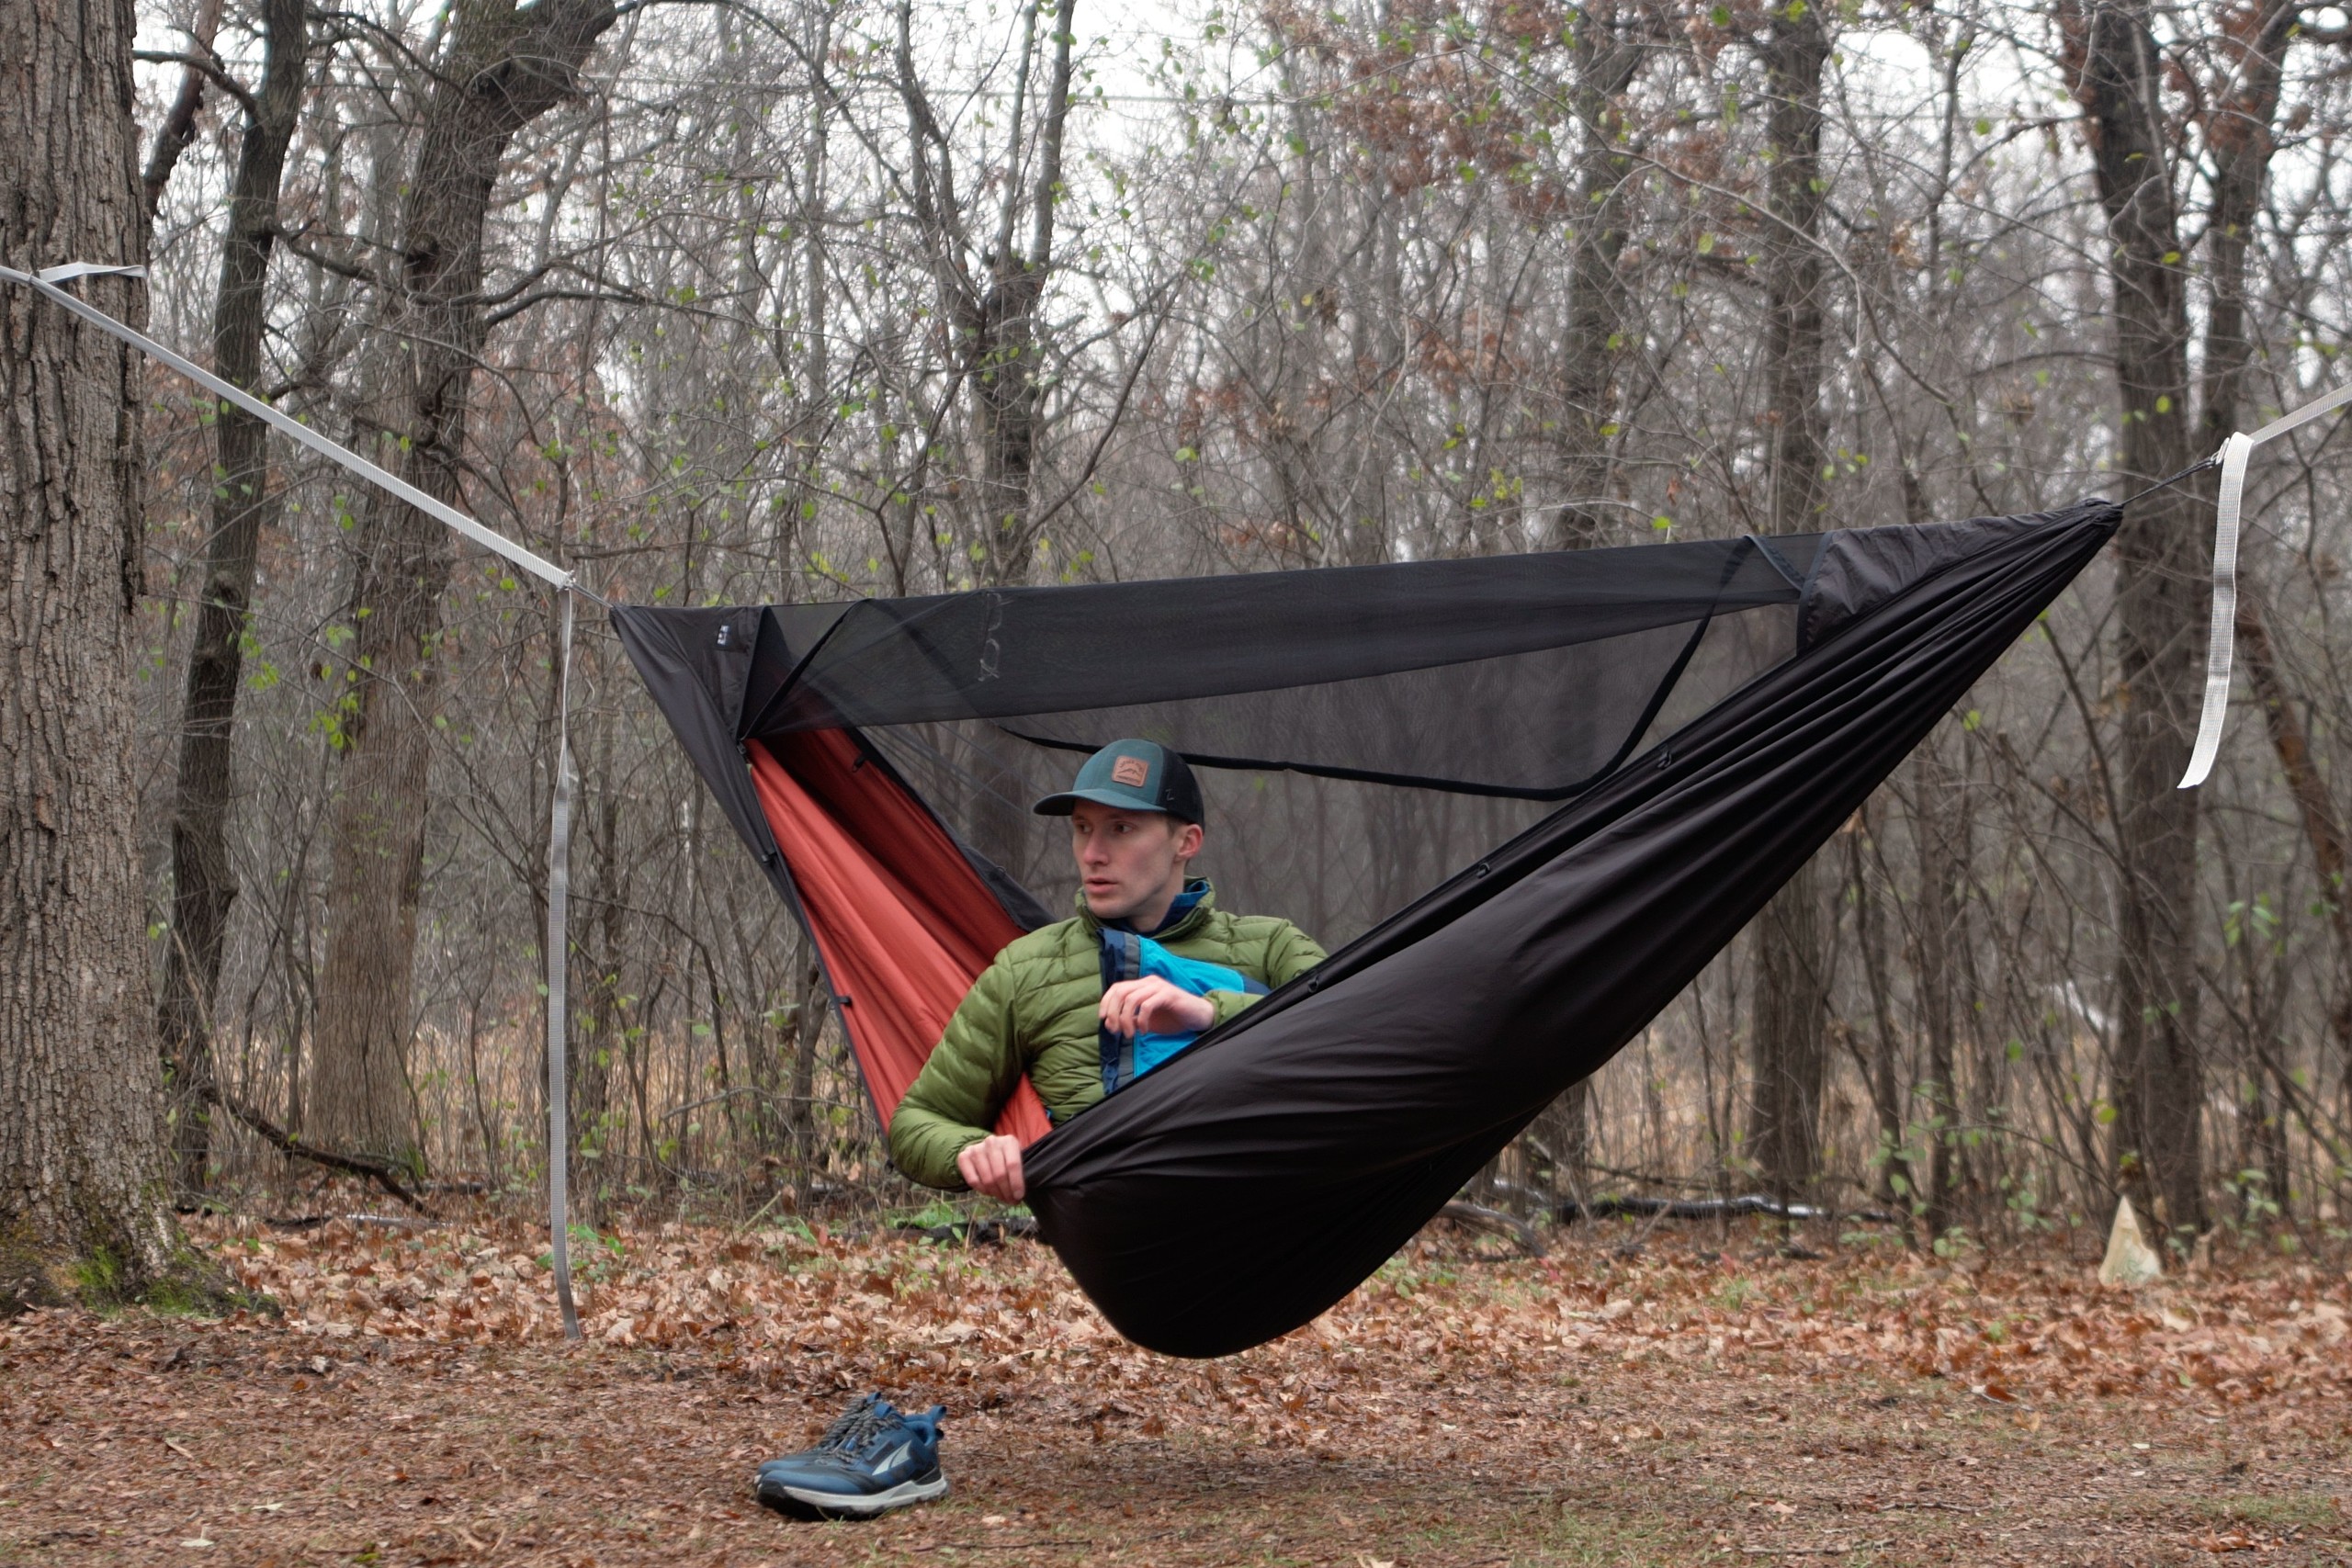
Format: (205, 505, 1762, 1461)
(1175, 820, 1204, 861)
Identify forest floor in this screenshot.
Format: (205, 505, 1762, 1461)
(0, 1204, 2346, 1567)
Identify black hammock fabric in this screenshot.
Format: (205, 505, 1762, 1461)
(614, 500, 2120, 1358)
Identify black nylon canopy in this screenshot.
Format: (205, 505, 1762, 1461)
(615, 500, 2120, 1357)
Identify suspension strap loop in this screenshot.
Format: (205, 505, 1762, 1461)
(2178, 380, 2352, 789)
(2177, 434, 2251, 791)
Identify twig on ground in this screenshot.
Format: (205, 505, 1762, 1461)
(1973, 1385, 2035, 1414)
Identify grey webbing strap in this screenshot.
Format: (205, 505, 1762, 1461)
(2178, 381, 2352, 789)
(2178, 432, 2252, 791)
(547, 592, 582, 1338)
(0, 262, 574, 591)
(5, 261, 590, 1334)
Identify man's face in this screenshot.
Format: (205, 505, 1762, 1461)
(1069, 800, 1202, 921)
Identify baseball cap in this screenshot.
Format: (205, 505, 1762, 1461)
(1032, 739, 1204, 823)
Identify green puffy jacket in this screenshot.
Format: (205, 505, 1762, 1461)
(888, 881, 1327, 1190)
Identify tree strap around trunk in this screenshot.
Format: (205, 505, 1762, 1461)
(3, 262, 592, 1337)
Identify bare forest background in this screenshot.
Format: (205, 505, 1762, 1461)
(124, 0, 2352, 1259)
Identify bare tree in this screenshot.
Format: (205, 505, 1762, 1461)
(2071, 0, 2211, 1235)
(2193, 0, 2335, 1097)
(899, 0, 1080, 585)
(1747, 0, 1835, 1206)
(157, 0, 312, 1193)
(893, 0, 1080, 874)
(1551, 4, 1653, 549)
(2, 0, 191, 1309)
(1912, 740, 1970, 1235)
(308, 0, 621, 1163)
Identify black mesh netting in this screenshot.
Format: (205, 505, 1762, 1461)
(743, 532, 1815, 797)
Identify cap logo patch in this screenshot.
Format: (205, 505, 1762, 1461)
(1111, 756, 1151, 788)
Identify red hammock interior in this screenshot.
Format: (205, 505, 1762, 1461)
(745, 730, 1052, 1145)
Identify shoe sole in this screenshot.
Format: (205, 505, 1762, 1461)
(756, 1472, 948, 1521)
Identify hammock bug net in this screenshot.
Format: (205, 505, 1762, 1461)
(615, 500, 2118, 1356)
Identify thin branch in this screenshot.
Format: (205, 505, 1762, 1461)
(206, 1086, 427, 1212)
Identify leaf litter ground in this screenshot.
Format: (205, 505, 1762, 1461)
(1, 1208, 2346, 1566)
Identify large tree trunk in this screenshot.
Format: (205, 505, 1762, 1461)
(2192, 0, 2340, 1089)
(0, 0, 185, 1310)
(1746, 2, 1834, 1205)
(1750, 860, 1828, 1201)
(157, 0, 309, 1195)
(309, 0, 616, 1163)
(2075, 0, 2209, 1235)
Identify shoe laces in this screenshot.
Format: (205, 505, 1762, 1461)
(818, 1394, 902, 1456)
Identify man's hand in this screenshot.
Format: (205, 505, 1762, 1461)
(1100, 976, 1217, 1040)
(957, 1134, 1026, 1201)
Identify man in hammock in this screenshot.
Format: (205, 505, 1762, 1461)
(754, 740, 1325, 1520)
(892, 737, 1329, 1201)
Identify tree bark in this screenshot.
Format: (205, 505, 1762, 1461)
(1913, 743, 1968, 1235)
(1846, 805, 1917, 1215)
(1746, 2, 1833, 1205)
(1529, 19, 1649, 1183)
(2191, 0, 2339, 1077)
(0, 0, 185, 1310)
(157, 0, 309, 1195)
(571, 700, 628, 1224)
(974, 0, 1076, 587)
(1550, 10, 1645, 550)
(1750, 857, 1829, 1202)
(310, 0, 616, 1162)
(2074, 0, 2209, 1234)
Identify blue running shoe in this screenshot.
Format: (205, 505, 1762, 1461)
(754, 1395, 948, 1520)
(754, 1393, 891, 1481)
